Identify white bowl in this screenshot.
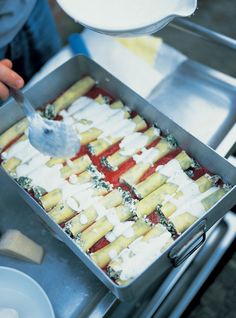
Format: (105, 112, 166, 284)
(57, 0, 197, 36)
(0, 267, 55, 318)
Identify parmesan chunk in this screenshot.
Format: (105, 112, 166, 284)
(0, 230, 44, 264)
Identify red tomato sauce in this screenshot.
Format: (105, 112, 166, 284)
(89, 237, 110, 253)
(147, 211, 160, 225)
(191, 167, 208, 181)
(97, 142, 121, 159)
(86, 86, 115, 103)
(71, 145, 89, 160)
(146, 137, 161, 150)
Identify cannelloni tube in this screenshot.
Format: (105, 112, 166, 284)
(110, 101, 124, 109)
(40, 172, 94, 211)
(102, 127, 160, 170)
(65, 189, 125, 236)
(60, 155, 92, 179)
(170, 187, 227, 233)
(53, 76, 96, 114)
(108, 224, 173, 283)
(0, 77, 96, 152)
(48, 202, 76, 224)
(91, 219, 152, 268)
(77, 205, 133, 251)
(46, 158, 65, 168)
(41, 181, 108, 213)
(134, 151, 193, 199)
(1, 135, 28, 173)
(120, 137, 176, 186)
(47, 184, 109, 224)
(17, 155, 92, 198)
(136, 183, 179, 218)
(41, 163, 108, 211)
(161, 174, 214, 218)
(79, 107, 130, 145)
(88, 115, 147, 156)
(40, 188, 62, 212)
(0, 118, 28, 152)
(2, 157, 21, 173)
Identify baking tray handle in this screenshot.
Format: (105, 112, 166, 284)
(168, 219, 207, 267)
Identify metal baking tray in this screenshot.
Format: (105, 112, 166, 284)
(0, 55, 235, 301)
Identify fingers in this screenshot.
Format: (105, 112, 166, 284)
(1, 59, 13, 69)
(0, 59, 24, 101)
(0, 60, 24, 90)
(0, 82, 10, 100)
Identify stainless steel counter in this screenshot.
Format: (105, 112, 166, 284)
(0, 175, 108, 318)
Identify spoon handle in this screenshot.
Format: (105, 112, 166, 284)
(10, 88, 37, 120)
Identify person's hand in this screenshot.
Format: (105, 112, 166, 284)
(0, 59, 24, 101)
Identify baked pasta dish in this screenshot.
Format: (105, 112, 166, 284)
(0, 76, 229, 284)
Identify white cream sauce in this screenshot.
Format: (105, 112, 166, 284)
(117, 231, 171, 281)
(167, 170, 192, 188)
(66, 197, 80, 211)
(119, 133, 149, 156)
(2, 139, 39, 163)
(108, 249, 118, 260)
(133, 147, 159, 165)
(170, 186, 218, 219)
(28, 164, 64, 192)
(156, 159, 182, 178)
(79, 214, 89, 225)
(67, 96, 93, 115)
(69, 174, 78, 184)
(106, 208, 120, 226)
(95, 202, 109, 219)
(163, 181, 201, 209)
(105, 221, 135, 242)
(16, 153, 50, 177)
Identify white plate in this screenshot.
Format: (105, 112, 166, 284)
(56, 0, 197, 36)
(0, 267, 55, 318)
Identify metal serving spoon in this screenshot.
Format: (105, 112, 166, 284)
(11, 88, 80, 158)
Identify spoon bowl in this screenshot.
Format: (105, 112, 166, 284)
(11, 89, 80, 158)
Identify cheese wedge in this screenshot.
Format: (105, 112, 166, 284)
(0, 230, 44, 264)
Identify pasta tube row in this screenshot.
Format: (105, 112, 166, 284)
(1, 135, 28, 173)
(159, 174, 216, 218)
(13, 155, 92, 202)
(87, 115, 147, 156)
(101, 127, 160, 171)
(90, 219, 152, 268)
(169, 187, 227, 234)
(45, 96, 117, 167)
(108, 224, 173, 284)
(48, 185, 109, 224)
(60, 155, 92, 179)
(75, 178, 187, 252)
(135, 183, 182, 218)
(119, 137, 176, 187)
(0, 77, 95, 151)
(65, 188, 135, 237)
(62, 97, 129, 146)
(41, 164, 109, 211)
(133, 150, 193, 199)
(46, 165, 113, 224)
(51, 76, 96, 115)
(76, 205, 134, 252)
